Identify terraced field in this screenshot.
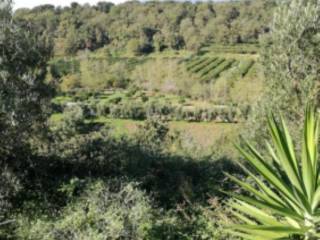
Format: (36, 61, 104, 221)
(199, 43, 259, 55)
(184, 56, 256, 83)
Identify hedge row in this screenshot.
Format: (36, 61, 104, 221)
(102, 102, 241, 122)
(54, 99, 242, 123)
(186, 57, 209, 71)
(207, 59, 236, 79)
(188, 58, 212, 74)
(199, 58, 226, 79)
(207, 44, 259, 54)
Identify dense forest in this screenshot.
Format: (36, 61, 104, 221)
(14, 0, 275, 55)
(2, 0, 320, 239)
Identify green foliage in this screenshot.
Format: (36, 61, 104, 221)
(127, 39, 143, 56)
(0, 0, 54, 235)
(17, 179, 153, 240)
(209, 59, 236, 79)
(227, 105, 320, 240)
(135, 117, 170, 155)
(237, 59, 254, 77)
(201, 44, 259, 55)
(52, 91, 244, 123)
(49, 58, 80, 79)
(14, 1, 276, 55)
(247, 0, 320, 143)
(190, 58, 216, 74)
(60, 74, 82, 92)
(0, 1, 278, 239)
(186, 57, 207, 70)
(53, 105, 85, 136)
(0, 167, 20, 236)
(199, 58, 225, 80)
(197, 58, 219, 77)
(148, 203, 223, 240)
(60, 57, 132, 90)
(0, 0, 53, 156)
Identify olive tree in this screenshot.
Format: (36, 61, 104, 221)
(0, 0, 53, 156)
(0, 0, 53, 229)
(247, 0, 320, 143)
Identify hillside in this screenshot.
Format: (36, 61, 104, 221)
(2, 0, 297, 239)
(14, 0, 276, 56)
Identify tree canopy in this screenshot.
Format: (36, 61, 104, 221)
(14, 0, 276, 55)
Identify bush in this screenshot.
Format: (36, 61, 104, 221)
(96, 101, 110, 116)
(53, 105, 85, 135)
(0, 168, 20, 237)
(145, 100, 174, 119)
(127, 39, 143, 56)
(81, 102, 97, 118)
(120, 101, 146, 120)
(135, 117, 170, 156)
(50, 58, 80, 79)
(109, 104, 122, 119)
(16, 179, 153, 240)
(108, 95, 123, 104)
(147, 203, 224, 240)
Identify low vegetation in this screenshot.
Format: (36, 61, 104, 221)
(1, 0, 319, 239)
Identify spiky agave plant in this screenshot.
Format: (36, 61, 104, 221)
(227, 105, 320, 240)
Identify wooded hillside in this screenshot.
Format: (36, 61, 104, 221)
(14, 0, 276, 55)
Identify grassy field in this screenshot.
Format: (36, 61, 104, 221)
(103, 118, 241, 156)
(50, 114, 240, 155)
(94, 117, 240, 155)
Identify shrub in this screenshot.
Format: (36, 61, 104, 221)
(147, 204, 219, 240)
(112, 75, 130, 89)
(81, 102, 97, 118)
(50, 58, 80, 79)
(109, 104, 122, 119)
(135, 117, 170, 156)
(145, 100, 174, 120)
(0, 168, 20, 236)
(108, 95, 123, 104)
(120, 101, 146, 120)
(16, 179, 153, 240)
(53, 105, 85, 135)
(127, 39, 143, 56)
(73, 91, 92, 101)
(96, 101, 110, 116)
